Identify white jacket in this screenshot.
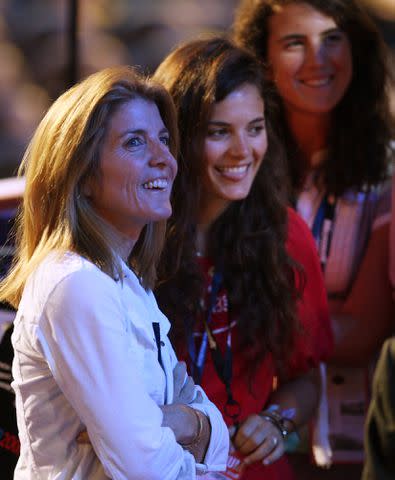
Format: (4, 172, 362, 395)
(12, 252, 228, 479)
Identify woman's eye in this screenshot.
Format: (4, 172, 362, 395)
(125, 136, 144, 148)
(160, 135, 170, 147)
(207, 128, 228, 138)
(325, 32, 344, 44)
(249, 124, 265, 136)
(284, 38, 304, 50)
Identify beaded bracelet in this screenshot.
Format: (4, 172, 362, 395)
(259, 409, 295, 439)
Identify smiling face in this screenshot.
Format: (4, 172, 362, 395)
(200, 83, 267, 225)
(267, 2, 353, 116)
(88, 98, 177, 240)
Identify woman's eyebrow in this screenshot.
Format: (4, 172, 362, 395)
(208, 117, 265, 126)
(278, 27, 342, 43)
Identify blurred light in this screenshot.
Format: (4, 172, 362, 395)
(360, 0, 395, 20)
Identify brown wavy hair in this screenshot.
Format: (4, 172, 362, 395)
(153, 36, 302, 371)
(233, 0, 394, 197)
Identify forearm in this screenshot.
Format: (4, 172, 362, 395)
(161, 404, 211, 463)
(266, 369, 320, 431)
(182, 408, 211, 463)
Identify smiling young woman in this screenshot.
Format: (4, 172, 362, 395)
(199, 83, 268, 227)
(154, 36, 333, 480)
(266, 2, 353, 118)
(234, 0, 394, 477)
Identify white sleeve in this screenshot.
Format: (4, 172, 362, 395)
(191, 391, 229, 475)
(167, 343, 229, 474)
(37, 268, 196, 480)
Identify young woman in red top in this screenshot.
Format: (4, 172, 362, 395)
(154, 37, 333, 479)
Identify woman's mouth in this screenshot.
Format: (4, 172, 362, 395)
(215, 164, 250, 180)
(300, 76, 333, 88)
(142, 178, 169, 190)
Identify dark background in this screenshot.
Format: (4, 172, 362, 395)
(0, 0, 393, 180)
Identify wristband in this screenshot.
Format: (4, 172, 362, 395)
(259, 409, 294, 439)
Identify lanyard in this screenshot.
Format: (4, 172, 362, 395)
(186, 267, 241, 422)
(311, 193, 336, 271)
(152, 322, 164, 370)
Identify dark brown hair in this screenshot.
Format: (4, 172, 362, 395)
(234, 0, 393, 197)
(154, 36, 301, 371)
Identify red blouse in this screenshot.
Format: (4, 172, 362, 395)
(177, 208, 333, 479)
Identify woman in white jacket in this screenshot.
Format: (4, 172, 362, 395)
(0, 65, 228, 479)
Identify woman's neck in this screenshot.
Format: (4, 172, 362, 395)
(196, 198, 228, 256)
(285, 107, 331, 167)
(195, 227, 208, 257)
(198, 195, 229, 237)
(111, 225, 138, 263)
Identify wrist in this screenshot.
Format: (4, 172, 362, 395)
(179, 406, 205, 448)
(259, 406, 296, 439)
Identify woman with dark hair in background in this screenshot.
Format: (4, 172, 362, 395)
(0, 65, 229, 479)
(154, 36, 333, 479)
(234, 0, 394, 477)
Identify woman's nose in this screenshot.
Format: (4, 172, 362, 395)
(305, 41, 327, 67)
(230, 133, 250, 158)
(149, 139, 177, 171)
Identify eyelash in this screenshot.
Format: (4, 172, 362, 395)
(284, 31, 344, 50)
(160, 136, 170, 147)
(325, 33, 343, 44)
(207, 128, 228, 137)
(125, 135, 170, 149)
(207, 125, 265, 138)
(126, 137, 144, 148)
(285, 39, 304, 49)
(249, 125, 265, 135)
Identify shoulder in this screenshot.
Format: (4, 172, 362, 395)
(40, 251, 113, 286)
(341, 181, 392, 230)
(286, 206, 311, 237)
(22, 251, 117, 314)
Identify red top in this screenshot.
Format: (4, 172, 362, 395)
(177, 208, 333, 479)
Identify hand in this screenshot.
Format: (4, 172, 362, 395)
(77, 361, 203, 447)
(77, 403, 201, 447)
(160, 403, 198, 444)
(161, 403, 211, 463)
(173, 361, 202, 404)
(232, 414, 285, 466)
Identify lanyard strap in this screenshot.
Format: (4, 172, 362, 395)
(152, 322, 164, 370)
(311, 193, 337, 271)
(186, 268, 223, 383)
(203, 318, 241, 421)
(186, 267, 241, 422)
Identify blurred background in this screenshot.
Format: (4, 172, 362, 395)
(0, 0, 394, 180)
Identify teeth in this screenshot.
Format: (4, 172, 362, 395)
(142, 178, 168, 189)
(302, 78, 331, 87)
(218, 165, 248, 173)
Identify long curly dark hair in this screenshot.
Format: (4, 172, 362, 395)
(153, 36, 302, 371)
(233, 0, 393, 197)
